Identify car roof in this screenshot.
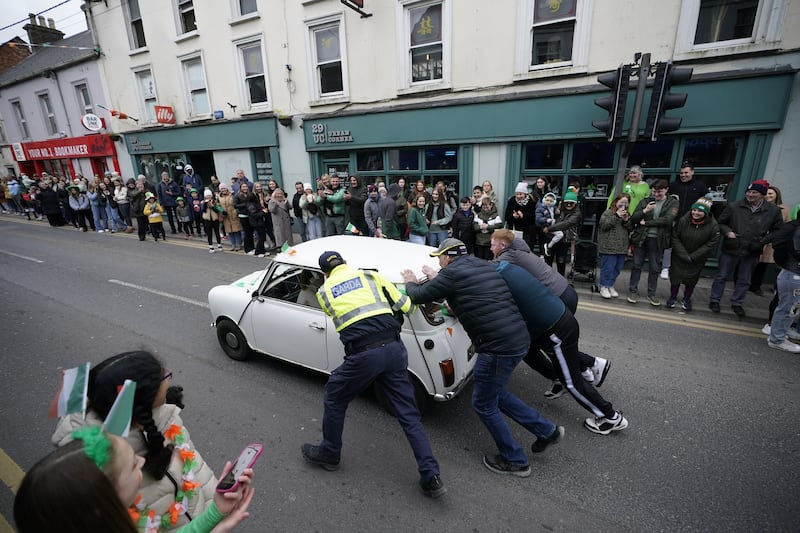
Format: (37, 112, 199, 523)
(273, 236, 440, 284)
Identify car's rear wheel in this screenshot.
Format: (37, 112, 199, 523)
(373, 373, 431, 416)
(216, 319, 251, 361)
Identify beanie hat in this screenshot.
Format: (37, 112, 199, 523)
(303, 182, 313, 191)
(204, 189, 213, 198)
(747, 180, 769, 195)
(514, 182, 529, 194)
(691, 196, 713, 214)
(176, 196, 185, 203)
(563, 191, 578, 203)
(543, 192, 557, 202)
(218, 183, 229, 191)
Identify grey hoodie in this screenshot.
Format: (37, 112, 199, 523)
(494, 237, 570, 297)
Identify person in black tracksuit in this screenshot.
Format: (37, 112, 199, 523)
(496, 260, 629, 436)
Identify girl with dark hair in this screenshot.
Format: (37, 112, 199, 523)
(426, 188, 452, 247)
(19, 426, 253, 533)
(52, 351, 218, 532)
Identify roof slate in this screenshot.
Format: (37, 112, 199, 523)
(0, 31, 96, 87)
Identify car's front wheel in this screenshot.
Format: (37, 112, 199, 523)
(216, 319, 251, 361)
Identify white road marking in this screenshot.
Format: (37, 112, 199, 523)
(108, 279, 209, 308)
(0, 250, 44, 263)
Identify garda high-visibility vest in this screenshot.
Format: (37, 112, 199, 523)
(317, 264, 413, 331)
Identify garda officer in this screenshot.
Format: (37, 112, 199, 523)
(302, 251, 446, 498)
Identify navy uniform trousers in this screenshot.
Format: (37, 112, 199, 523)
(320, 339, 440, 480)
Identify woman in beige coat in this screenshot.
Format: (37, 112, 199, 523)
(218, 183, 243, 251)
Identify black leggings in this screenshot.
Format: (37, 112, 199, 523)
(203, 219, 221, 246)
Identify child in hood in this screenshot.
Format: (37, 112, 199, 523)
(143, 192, 166, 241)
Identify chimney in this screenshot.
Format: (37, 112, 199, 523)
(23, 12, 65, 47)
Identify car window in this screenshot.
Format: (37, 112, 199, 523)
(262, 264, 323, 309)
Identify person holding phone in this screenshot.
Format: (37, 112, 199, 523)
(17, 426, 254, 533)
(626, 180, 679, 306)
(303, 251, 446, 499)
(598, 193, 632, 299)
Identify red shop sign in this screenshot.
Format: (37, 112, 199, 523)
(15, 134, 116, 161)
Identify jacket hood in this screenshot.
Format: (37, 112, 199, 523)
(507, 238, 532, 253)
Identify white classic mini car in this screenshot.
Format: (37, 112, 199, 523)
(207, 236, 475, 410)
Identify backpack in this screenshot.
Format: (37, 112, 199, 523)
(771, 219, 799, 267)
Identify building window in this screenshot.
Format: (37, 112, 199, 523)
(75, 83, 93, 114)
(125, 0, 147, 49)
(308, 17, 347, 98)
(177, 0, 197, 34)
(134, 68, 157, 122)
(11, 101, 30, 139)
(38, 93, 59, 135)
(254, 148, 273, 182)
(236, 39, 268, 108)
(530, 0, 576, 65)
(675, 0, 787, 57)
(409, 2, 443, 83)
(695, 0, 759, 44)
(237, 0, 258, 16)
(181, 56, 210, 116)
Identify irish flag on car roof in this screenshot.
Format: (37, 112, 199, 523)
(48, 363, 90, 419)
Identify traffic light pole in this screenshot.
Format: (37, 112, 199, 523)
(613, 53, 650, 199)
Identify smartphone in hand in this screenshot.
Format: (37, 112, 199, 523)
(215, 444, 263, 493)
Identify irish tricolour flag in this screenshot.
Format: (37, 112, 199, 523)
(103, 379, 136, 437)
(48, 363, 90, 419)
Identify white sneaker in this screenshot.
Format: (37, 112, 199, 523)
(761, 324, 771, 335)
(591, 357, 611, 387)
(599, 286, 611, 299)
(768, 339, 800, 353)
(217, 244, 223, 251)
(209, 248, 215, 253)
(609, 287, 619, 298)
(581, 369, 594, 383)
(788, 330, 800, 341)
(584, 412, 628, 435)
(247, 250, 256, 255)
(660, 267, 669, 280)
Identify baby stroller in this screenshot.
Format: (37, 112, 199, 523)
(568, 240, 599, 293)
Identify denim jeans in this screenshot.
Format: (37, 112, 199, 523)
(91, 204, 107, 231)
(629, 237, 662, 296)
(710, 252, 758, 306)
(321, 340, 439, 479)
(105, 203, 126, 232)
(768, 269, 800, 343)
(428, 230, 449, 247)
(408, 234, 426, 245)
(600, 253, 626, 288)
(472, 352, 555, 465)
(307, 217, 323, 240)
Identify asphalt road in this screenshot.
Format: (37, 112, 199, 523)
(0, 217, 798, 532)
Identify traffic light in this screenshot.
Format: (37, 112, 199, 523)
(592, 64, 631, 141)
(643, 61, 693, 141)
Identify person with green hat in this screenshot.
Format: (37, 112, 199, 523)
(665, 196, 720, 311)
(175, 196, 192, 239)
(544, 191, 582, 276)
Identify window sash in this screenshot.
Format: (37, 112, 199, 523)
(136, 70, 157, 121)
(76, 84, 93, 114)
(239, 0, 258, 16)
(182, 59, 209, 114)
(179, 0, 197, 33)
(39, 94, 58, 134)
(239, 43, 268, 105)
(694, 0, 759, 44)
(313, 24, 344, 95)
(12, 102, 30, 139)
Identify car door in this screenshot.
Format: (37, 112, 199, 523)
(249, 264, 330, 371)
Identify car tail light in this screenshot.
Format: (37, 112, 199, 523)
(439, 359, 455, 387)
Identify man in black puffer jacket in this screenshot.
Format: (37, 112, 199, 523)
(402, 239, 560, 478)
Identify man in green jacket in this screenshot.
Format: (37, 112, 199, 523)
(627, 180, 678, 306)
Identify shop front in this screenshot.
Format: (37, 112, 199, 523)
(303, 68, 795, 223)
(123, 116, 281, 189)
(11, 134, 121, 180)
